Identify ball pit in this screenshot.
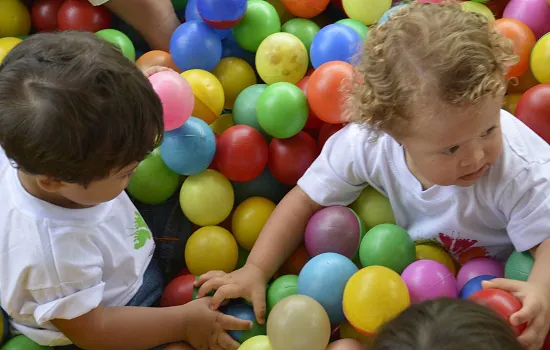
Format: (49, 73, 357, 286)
(469, 289, 527, 336)
(515, 84, 550, 144)
(0, 0, 31, 37)
(160, 274, 197, 307)
(232, 84, 268, 132)
(57, 0, 111, 32)
(169, 21, 222, 72)
(493, 18, 536, 78)
(401, 260, 458, 303)
(222, 303, 266, 343)
(180, 69, 225, 124)
(310, 23, 362, 68)
(232, 196, 276, 250)
(185, 0, 231, 39)
(505, 250, 534, 281)
(0, 37, 22, 64)
(233, 0, 281, 52)
(531, 33, 550, 83)
(1, 335, 52, 349)
(196, 0, 247, 30)
(31, 0, 63, 33)
(281, 18, 320, 54)
(267, 274, 299, 312)
(456, 258, 504, 291)
(149, 70, 194, 131)
(185, 225, 239, 275)
(212, 57, 256, 109)
(239, 335, 273, 350)
(268, 131, 319, 185)
(342, 0, 392, 25)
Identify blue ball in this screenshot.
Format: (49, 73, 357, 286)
(185, 0, 230, 39)
(222, 31, 256, 68)
(197, 0, 247, 24)
(459, 275, 497, 299)
(297, 252, 359, 324)
(160, 117, 216, 175)
(378, 4, 407, 25)
(310, 23, 362, 69)
(170, 21, 223, 72)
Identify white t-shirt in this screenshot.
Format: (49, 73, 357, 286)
(298, 110, 550, 262)
(0, 148, 154, 346)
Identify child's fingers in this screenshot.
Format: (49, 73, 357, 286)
(517, 316, 546, 349)
(251, 290, 267, 325)
(210, 284, 245, 309)
(194, 270, 226, 287)
(510, 302, 537, 325)
(482, 278, 524, 293)
(217, 313, 253, 331)
(217, 332, 241, 350)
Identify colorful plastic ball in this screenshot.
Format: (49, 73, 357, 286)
(503, 0, 550, 38)
(222, 303, 266, 343)
(515, 84, 550, 143)
(469, 289, 527, 336)
(96, 29, 136, 61)
(505, 251, 534, 281)
(233, 0, 281, 52)
(503, 93, 522, 114)
(197, 0, 247, 29)
(281, 18, 320, 54)
(239, 335, 273, 350)
(268, 131, 319, 185)
(233, 84, 268, 132)
(298, 253, 359, 324)
(342, 0, 392, 25)
(31, 0, 63, 32)
(280, 0, 330, 18)
(326, 339, 365, 350)
(221, 31, 256, 67)
(307, 61, 353, 124)
(160, 274, 197, 306)
(267, 274, 299, 312)
(377, 3, 406, 24)
(459, 275, 496, 299)
(415, 244, 457, 275)
(0, 37, 22, 64)
(1, 335, 52, 349)
(180, 69, 225, 124)
(304, 206, 361, 259)
(212, 57, 257, 109)
(210, 112, 234, 135)
(349, 186, 395, 230)
(401, 260, 458, 303)
(335, 18, 368, 39)
(359, 224, 416, 274)
(127, 149, 180, 204)
(456, 258, 504, 291)
(267, 295, 331, 350)
(57, 0, 111, 32)
(1, 308, 8, 346)
(232, 197, 276, 250)
(170, 21, 222, 72)
(0, 0, 31, 37)
(136, 50, 180, 72)
(317, 122, 344, 149)
(265, 0, 295, 23)
(278, 244, 310, 276)
(185, 0, 230, 39)
(185, 225, 239, 275)
(461, 1, 495, 21)
(149, 70, 194, 131)
(343, 266, 410, 335)
(256, 32, 309, 85)
(531, 33, 550, 83)
(493, 19, 536, 78)
(310, 24, 361, 68)
(179, 169, 234, 226)
(338, 321, 373, 345)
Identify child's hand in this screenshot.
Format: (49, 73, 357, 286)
(141, 65, 174, 78)
(182, 296, 252, 350)
(483, 278, 550, 350)
(194, 264, 270, 324)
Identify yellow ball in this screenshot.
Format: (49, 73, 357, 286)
(531, 33, 550, 84)
(179, 169, 234, 226)
(0, 0, 31, 38)
(0, 37, 22, 64)
(415, 243, 457, 276)
(461, 1, 495, 21)
(255, 32, 309, 85)
(338, 321, 373, 345)
(239, 335, 273, 350)
(343, 266, 410, 335)
(185, 226, 239, 275)
(232, 197, 276, 250)
(503, 93, 522, 115)
(212, 57, 257, 109)
(349, 186, 395, 231)
(210, 113, 235, 135)
(342, 0, 392, 25)
(181, 70, 225, 124)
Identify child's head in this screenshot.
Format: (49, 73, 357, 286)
(371, 298, 523, 350)
(0, 31, 163, 206)
(348, 1, 518, 188)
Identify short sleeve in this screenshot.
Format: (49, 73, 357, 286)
(88, 0, 109, 5)
(500, 161, 550, 252)
(297, 124, 369, 206)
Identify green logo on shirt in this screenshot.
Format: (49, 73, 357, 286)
(133, 210, 152, 249)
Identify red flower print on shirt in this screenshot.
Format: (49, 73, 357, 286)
(439, 232, 490, 264)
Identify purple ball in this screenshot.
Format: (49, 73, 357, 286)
(456, 258, 504, 291)
(304, 206, 360, 259)
(401, 260, 458, 303)
(503, 0, 550, 38)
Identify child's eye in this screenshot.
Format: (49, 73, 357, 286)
(442, 145, 459, 155)
(481, 126, 497, 137)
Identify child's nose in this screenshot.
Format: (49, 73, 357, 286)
(461, 147, 485, 167)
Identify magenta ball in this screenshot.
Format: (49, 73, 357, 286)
(149, 70, 195, 131)
(503, 0, 550, 38)
(304, 206, 361, 259)
(456, 258, 504, 291)
(401, 260, 458, 303)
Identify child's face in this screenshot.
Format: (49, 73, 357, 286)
(400, 97, 503, 188)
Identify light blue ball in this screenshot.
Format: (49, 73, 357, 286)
(378, 4, 407, 25)
(310, 23, 362, 69)
(297, 252, 359, 324)
(160, 117, 216, 175)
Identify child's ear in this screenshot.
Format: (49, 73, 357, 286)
(36, 176, 64, 192)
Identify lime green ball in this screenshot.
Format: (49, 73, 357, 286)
(96, 29, 136, 62)
(281, 18, 320, 54)
(359, 224, 415, 274)
(349, 186, 395, 231)
(336, 19, 369, 40)
(256, 82, 308, 139)
(266, 274, 298, 313)
(172, 0, 188, 10)
(505, 251, 534, 282)
(127, 149, 180, 204)
(1, 336, 52, 350)
(233, 1, 281, 52)
(233, 84, 268, 132)
(237, 246, 250, 269)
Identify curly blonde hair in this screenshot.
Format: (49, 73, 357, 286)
(346, 1, 518, 138)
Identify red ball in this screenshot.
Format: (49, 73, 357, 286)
(268, 131, 319, 185)
(515, 84, 550, 144)
(296, 75, 324, 129)
(31, 0, 65, 32)
(160, 274, 197, 307)
(57, 0, 111, 32)
(318, 122, 344, 150)
(215, 125, 269, 182)
(469, 288, 527, 336)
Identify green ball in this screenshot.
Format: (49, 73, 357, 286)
(96, 29, 136, 62)
(266, 274, 298, 313)
(256, 82, 308, 139)
(0, 309, 8, 346)
(233, 84, 268, 132)
(349, 207, 367, 261)
(336, 19, 369, 40)
(237, 246, 250, 269)
(359, 224, 415, 274)
(281, 18, 320, 54)
(233, 1, 281, 52)
(350, 186, 395, 231)
(1, 336, 52, 350)
(172, 0, 188, 10)
(505, 251, 534, 282)
(127, 149, 180, 204)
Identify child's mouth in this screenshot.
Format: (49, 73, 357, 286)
(459, 164, 489, 182)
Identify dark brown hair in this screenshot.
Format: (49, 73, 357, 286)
(372, 298, 523, 350)
(0, 31, 163, 185)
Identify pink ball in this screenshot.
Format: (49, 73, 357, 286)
(148, 70, 194, 131)
(456, 258, 504, 290)
(401, 260, 458, 303)
(503, 0, 550, 38)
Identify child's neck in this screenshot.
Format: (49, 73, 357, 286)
(405, 150, 433, 190)
(18, 171, 87, 209)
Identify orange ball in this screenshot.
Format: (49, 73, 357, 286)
(280, 0, 330, 18)
(493, 18, 536, 78)
(136, 50, 181, 72)
(277, 243, 310, 275)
